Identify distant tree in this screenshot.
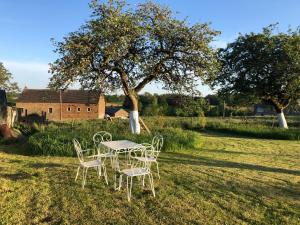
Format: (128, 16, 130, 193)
(140, 93, 159, 116)
(214, 25, 300, 128)
(49, 0, 220, 134)
(0, 62, 19, 93)
(205, 94, 221, 106)
(105, 94, 125, 104)
(173, 96, 206, 117)
(0, 62, 19, 139)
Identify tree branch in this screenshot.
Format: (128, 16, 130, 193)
(113, 67, 130, 95)
(134, 74, 156, 93)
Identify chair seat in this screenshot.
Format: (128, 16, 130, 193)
(89, 152, 114, 158)
(133, 156, 157, 162)
(81, 160, 101, 168)
(121, 167, 149, 177)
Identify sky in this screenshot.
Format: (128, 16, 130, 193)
(0, 0, 300, 96)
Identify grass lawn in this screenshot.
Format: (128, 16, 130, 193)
(0, 131, 300, 224)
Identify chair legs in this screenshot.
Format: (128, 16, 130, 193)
(76, 164, 108, 189)
(75, 166, 80, 181)
(102, 164, 108, 185)
(126, 176, 133, 201)
(142, 175, 145, 187)
(82, 168, 88, 189)
(155, 162, 160, 179)
(148, 173, 155, 197)
(118, 174, 123, 191)
(121, 173, 155, 202)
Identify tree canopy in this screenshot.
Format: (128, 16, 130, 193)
(214, 25, 300, 113)
(0, 62, 19, 93)
(49, 0, 220, 108)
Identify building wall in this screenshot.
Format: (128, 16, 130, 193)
(98, 95, 105, 119)
(16, 96, 105, 121)
(114, 109, 129, 118)
(16, 102, 61, 121)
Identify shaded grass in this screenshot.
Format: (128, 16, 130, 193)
(1, 132, 300, 224)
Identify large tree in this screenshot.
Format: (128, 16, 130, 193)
(49, 0, 220, 133)
(214, 25, 300, 128)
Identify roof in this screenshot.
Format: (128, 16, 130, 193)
(106, 107, 128, 115)
(17, 89, 102, 104)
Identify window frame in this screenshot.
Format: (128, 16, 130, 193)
(48, 108, 53, 114)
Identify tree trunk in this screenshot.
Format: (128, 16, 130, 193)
(266, 98, 289, 129)
(125, 93, 141, 134)
(276, 110, 288, 129)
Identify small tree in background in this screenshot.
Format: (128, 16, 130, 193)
(214, 25, 300, 128)
(49, 0, 220, 134)
(0, 62, 19, 94)
(0, 62, 19, 139)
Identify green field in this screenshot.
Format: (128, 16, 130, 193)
(1, 124, 300, 224)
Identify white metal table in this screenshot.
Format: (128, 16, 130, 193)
(100, 140, 143, 153)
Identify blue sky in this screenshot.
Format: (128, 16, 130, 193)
(0, 0, 299, 95)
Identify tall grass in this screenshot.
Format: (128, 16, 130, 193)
(205, 117, 300, 140)
(24, 116, 300, 156)
(27, 119, 202, 156)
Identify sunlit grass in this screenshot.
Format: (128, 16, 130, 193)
(1, 131, 300, 224)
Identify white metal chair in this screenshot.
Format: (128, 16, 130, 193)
(133, 135, 163, 179)
(93, 131, 115, 168)
(73, 139, 108, 188)
(117, 146, 155, 202)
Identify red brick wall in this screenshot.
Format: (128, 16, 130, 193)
(16, 95, 105, 121)
(114, 109, 129, 118)
(98, 95, 105, 119)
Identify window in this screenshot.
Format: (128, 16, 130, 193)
(87, 107, 91, 112)
(77, 107, 81, 112)
(48, 108, 53, 113)
(67, 107, 71, 112)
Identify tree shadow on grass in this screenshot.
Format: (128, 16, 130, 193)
(199, 148, 297, 158)
(0, 171, 32, 180)
(28, 162, 63, 169)
(160, 152, 300, 176)
(0, 143, 31, 156)
(171, 171, 300, 224)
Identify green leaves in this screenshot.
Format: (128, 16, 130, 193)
(214, 25, 300, 110)
(0, 62, 20, 93)
(49, 0, 219, 96)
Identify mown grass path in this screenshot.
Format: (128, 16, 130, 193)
(0, 132, 300, 224)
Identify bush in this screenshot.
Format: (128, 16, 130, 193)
(27, 119, 202, 156)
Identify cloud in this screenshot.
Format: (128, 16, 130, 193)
(1, 60, 50, 89)
(211, 39, 228, 49)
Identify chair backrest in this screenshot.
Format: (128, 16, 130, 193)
(73, 139, 84, 163)
(130, 145, 152, 171)
(130, 144, 147, 158)
(93, 131, 112, 149)
(152, 135, 163, 152)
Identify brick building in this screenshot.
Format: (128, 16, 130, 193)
(106, 107, 129, 119)
(16, 89, 105, 121)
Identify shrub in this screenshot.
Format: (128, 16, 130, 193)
(27, 119, 202, 156)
